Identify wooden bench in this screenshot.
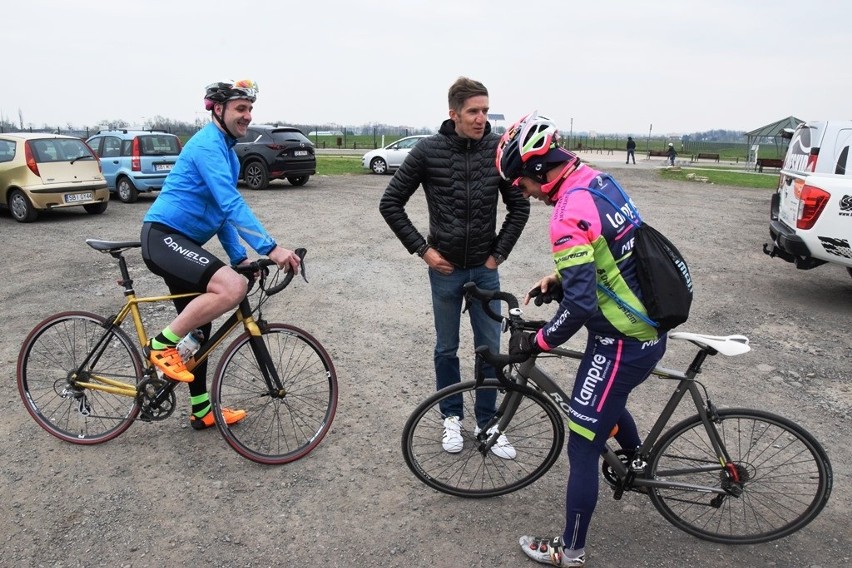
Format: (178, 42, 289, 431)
(756, 158, 783, 172)
(647, 150, 668, 158)
(693, 152, 720, 163)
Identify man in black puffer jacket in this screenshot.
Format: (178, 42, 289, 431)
(380, 77, 529, 458)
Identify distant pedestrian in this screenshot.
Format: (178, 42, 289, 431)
(666, 142, 677, 166)
(625, 136, 636, 164)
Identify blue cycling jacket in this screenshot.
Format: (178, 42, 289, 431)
(143, 122, 276, 264)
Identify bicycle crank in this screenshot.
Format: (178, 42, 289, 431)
(137, 377, 176, 421)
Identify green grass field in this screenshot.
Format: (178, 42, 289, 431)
(316, 155, 366, 175)
(660, 167, 779, 189)
(316, 155, 778, 190)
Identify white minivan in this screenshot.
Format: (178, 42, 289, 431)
(764, 120, 852, 279)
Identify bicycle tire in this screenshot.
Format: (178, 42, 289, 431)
(211, 323, 338, 465)
(647, 408, 832, 544)
(17, 311, 143, 444)
(401, 379, 565, 498)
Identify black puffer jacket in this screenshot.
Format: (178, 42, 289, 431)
(379, 120, 530, 268)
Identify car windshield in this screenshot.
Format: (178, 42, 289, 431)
(138, 135, 181, 155)
(29, 139, 93, 163)
(270, 129, 312, 145)
(395, 137, 424, 149)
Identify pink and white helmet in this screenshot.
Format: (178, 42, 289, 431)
(496, 111, 561, 181)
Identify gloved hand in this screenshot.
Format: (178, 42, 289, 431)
(510, 331, 540, 358)
(527, 284, 564, 306)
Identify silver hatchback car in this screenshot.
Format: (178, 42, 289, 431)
(362, 135, 428, 175)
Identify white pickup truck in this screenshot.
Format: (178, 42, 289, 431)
(764, 120, 852, 279)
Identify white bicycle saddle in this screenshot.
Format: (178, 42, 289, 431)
(668, 332, 751, 356)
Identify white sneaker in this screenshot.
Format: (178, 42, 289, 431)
(442, 416, 464, 453)
(474, 424, 516, 460)
(519, 535, 585, 567)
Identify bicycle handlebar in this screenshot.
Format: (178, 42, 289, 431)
(462, 282, 519, 323)
(266, 247, 308, 295)
(235, 248, 308, 296)
(463, 282, 548, 373)
(475, 345, 531, 368)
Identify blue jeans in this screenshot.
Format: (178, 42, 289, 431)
(429, 265, 501, 427)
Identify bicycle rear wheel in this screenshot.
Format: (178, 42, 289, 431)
(648, 408, 832, 544)
(401, 380, 565, 498)
(17, 311, 143, 444)
(212, 323, 338, 465)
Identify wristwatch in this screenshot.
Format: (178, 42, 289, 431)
(492, 253, 506, 265)
(415, 243, 431, 258)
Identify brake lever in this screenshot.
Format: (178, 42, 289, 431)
(295, 248, 308, 283)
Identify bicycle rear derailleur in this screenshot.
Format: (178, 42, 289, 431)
(136, 376, 176, 421)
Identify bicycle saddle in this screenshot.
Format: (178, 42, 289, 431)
(86, 239, 141, 252)
(668, 332, 751, 356)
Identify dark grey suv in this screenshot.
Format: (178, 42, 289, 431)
(235, 125, 316, 189)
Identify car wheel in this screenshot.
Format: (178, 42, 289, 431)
(116, 177, 139, 203)
(287, 175, 309, 187)
(8, 189, 38, 223)
(244, 161, 269, 190)
(84, 202, 108, 215)
(370, 158, 388, 175)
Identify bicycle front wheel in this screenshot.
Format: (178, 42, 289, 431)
(402, 380, 565, 498)
(212, 323, 338, 465)
(17, 311, 143, 444)
(648, 408, 832, 544)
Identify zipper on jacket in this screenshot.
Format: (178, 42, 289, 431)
(463, 138, 472, 267)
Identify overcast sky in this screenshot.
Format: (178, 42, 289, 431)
(3, 0, 850, 136)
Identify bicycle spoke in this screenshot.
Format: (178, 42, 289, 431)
(648, 409, 831, 544)
(213, 325, 337, 465)
(402, 381, 564, 498)
(18, 312, 141, 444)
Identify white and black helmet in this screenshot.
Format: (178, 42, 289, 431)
(204, 79, 259, 110)
(496, 111, 568, 181)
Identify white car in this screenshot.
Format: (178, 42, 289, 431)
(362, 135, 429, 174)
(764, 120, 852, 278)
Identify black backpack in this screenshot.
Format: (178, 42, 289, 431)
(630, 221, 693, 330)
(570, 178, 693, 331)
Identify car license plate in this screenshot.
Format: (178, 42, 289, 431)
(294, 150, 308, 156)
(154, 164, 173, 172)
(778, 182, 801, 227)
(64, 192, 92, 203)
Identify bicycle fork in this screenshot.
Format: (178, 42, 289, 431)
(473, 361, 525, 455)
(245, 324, 287, 397)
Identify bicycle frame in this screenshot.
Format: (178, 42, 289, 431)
(70, 245, 287, 402)
(402, 284, 831, 542)
(485, 341, 737, 496)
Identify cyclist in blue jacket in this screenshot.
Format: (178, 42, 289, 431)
(141, 79, 300, 430)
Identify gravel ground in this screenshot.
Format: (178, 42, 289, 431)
(0, 164, 849, 567)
